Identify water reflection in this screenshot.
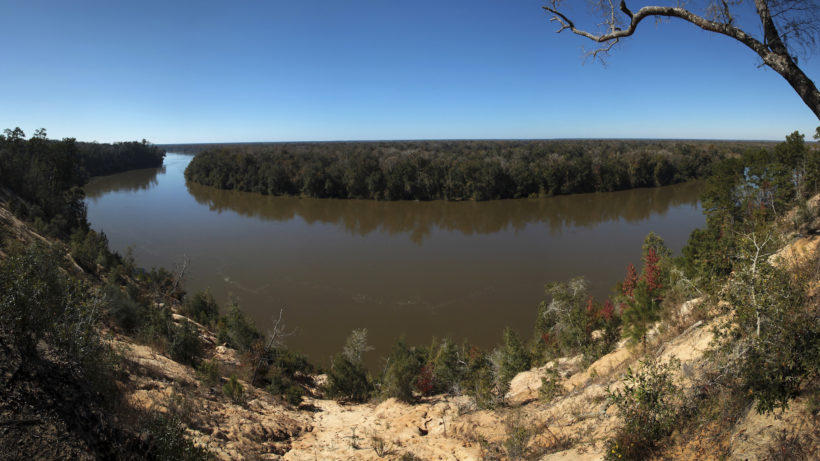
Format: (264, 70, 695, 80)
(186, 180, 702, 243)
(85, 166, 165, 198)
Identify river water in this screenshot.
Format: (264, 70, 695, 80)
(85, 153, 704, 365)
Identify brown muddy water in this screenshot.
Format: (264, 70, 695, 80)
(85, 153, 704, 366)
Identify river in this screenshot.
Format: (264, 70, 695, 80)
(85, 153, 704, 365)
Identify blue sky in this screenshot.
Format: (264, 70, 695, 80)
(1, 1, 818, 143)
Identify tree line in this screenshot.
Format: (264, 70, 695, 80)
(0, 127, 164, 236)
(76, 138, 165, 176)
(181, 139, 764, 201)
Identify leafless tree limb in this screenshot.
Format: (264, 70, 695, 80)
(250, 308, 295, 385)
(543, 0, 820, 118)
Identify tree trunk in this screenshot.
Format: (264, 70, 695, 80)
(763, 52, 820, 119)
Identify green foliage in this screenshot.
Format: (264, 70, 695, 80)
(326, 329, 373, 402)
(0, 128, 88, 236)
(0, 242, 72, 353)
(0, 242, 115, 397)
(141, 306, 202, 366)
(620, 242, 667, 350)
(184, 139, 725, 201)
(215, 303, 260, 352)
(605, 359, 683, 461)
(140, 266, 186, 303)
(181, 290, 220, 326)
(103, 283, 146, 332)
(680, 225, 734, 285)
(142, 413, 213, 460)
(534, 277, 620, 363)
(168, 320, 203, 367)
(719, 228, 819, 413)
(498, 327, 531, 396)
(69, 228, 113, 273)
(222, 375, 245, 404)
(380, 338, 423, 403)
(265, 356, 309, 406)
(428, 337, 463, 394)
(502, 413, 533, 461)
(459, 344, 501, 409)
(250, 340, 314, 402)
(196, 360, 221, 387)
(621, 281, 661, 349)
(538, 368, 564, 402)
(75, 139, 164, 176)
(326, 354, 372, 402)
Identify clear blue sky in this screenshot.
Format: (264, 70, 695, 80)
(1, 0, 818, 143)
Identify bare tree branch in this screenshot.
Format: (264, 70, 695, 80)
(543, 0, 820, 119)
(250, 308, 295, 385)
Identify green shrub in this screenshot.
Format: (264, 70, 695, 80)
(534, 277, 620, 365)
(429, 338, 463, 394)
(498, 327, 531, 396)
(168, 320, 202, 367)
(222, 375, 245, 404)
(196, 360, 221, 387)
(720, 240, 820, 413)
(380, 338, 423, 403)
(283, 385, 305, 406)
(103, 283, 146, 332)
(142, 412, 213, 460)
(266, 367, 305, 406)
(605, 359, 682, 461)
(69, 228, 112, 273)
(538, 368, 564, 402)
(140, 306, 201, 366)
(326, 354, 372, 402)
(216, 303, 260, 352)
(181, 290, 219, 326)
(503, 413, 532, 461)
(326, 329, 373, 402)
(459, 344, 500, 409)
(0, 242, 70, 354)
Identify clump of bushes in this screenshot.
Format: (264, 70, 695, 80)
(222, 375, 245, 404)
(140, 306, 203, 367)
(326, 329, 373, 402)
(605, 359, 682, 460)
(141, 412, 212, 460)
(196, 359, 221, 387)
(380, 338, 424, 402)
(497, 327, 531, 396)
(70, 228, 113, 273)
(0, 242, 76, 354)
(103, 283, 146, 332)
(216, 303, 260, 352)
(180, 290, 219, 326)
(258, 347, 313, 405)
(533, 276, 620, 366)
(539, 368, 564, 402)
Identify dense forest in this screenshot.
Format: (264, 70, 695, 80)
(0, 127, 164, 236)
(180, 139, 764, 201)
(76, 139, 165, 176)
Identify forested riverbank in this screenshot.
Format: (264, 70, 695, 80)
(181, 139, 764, 201)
